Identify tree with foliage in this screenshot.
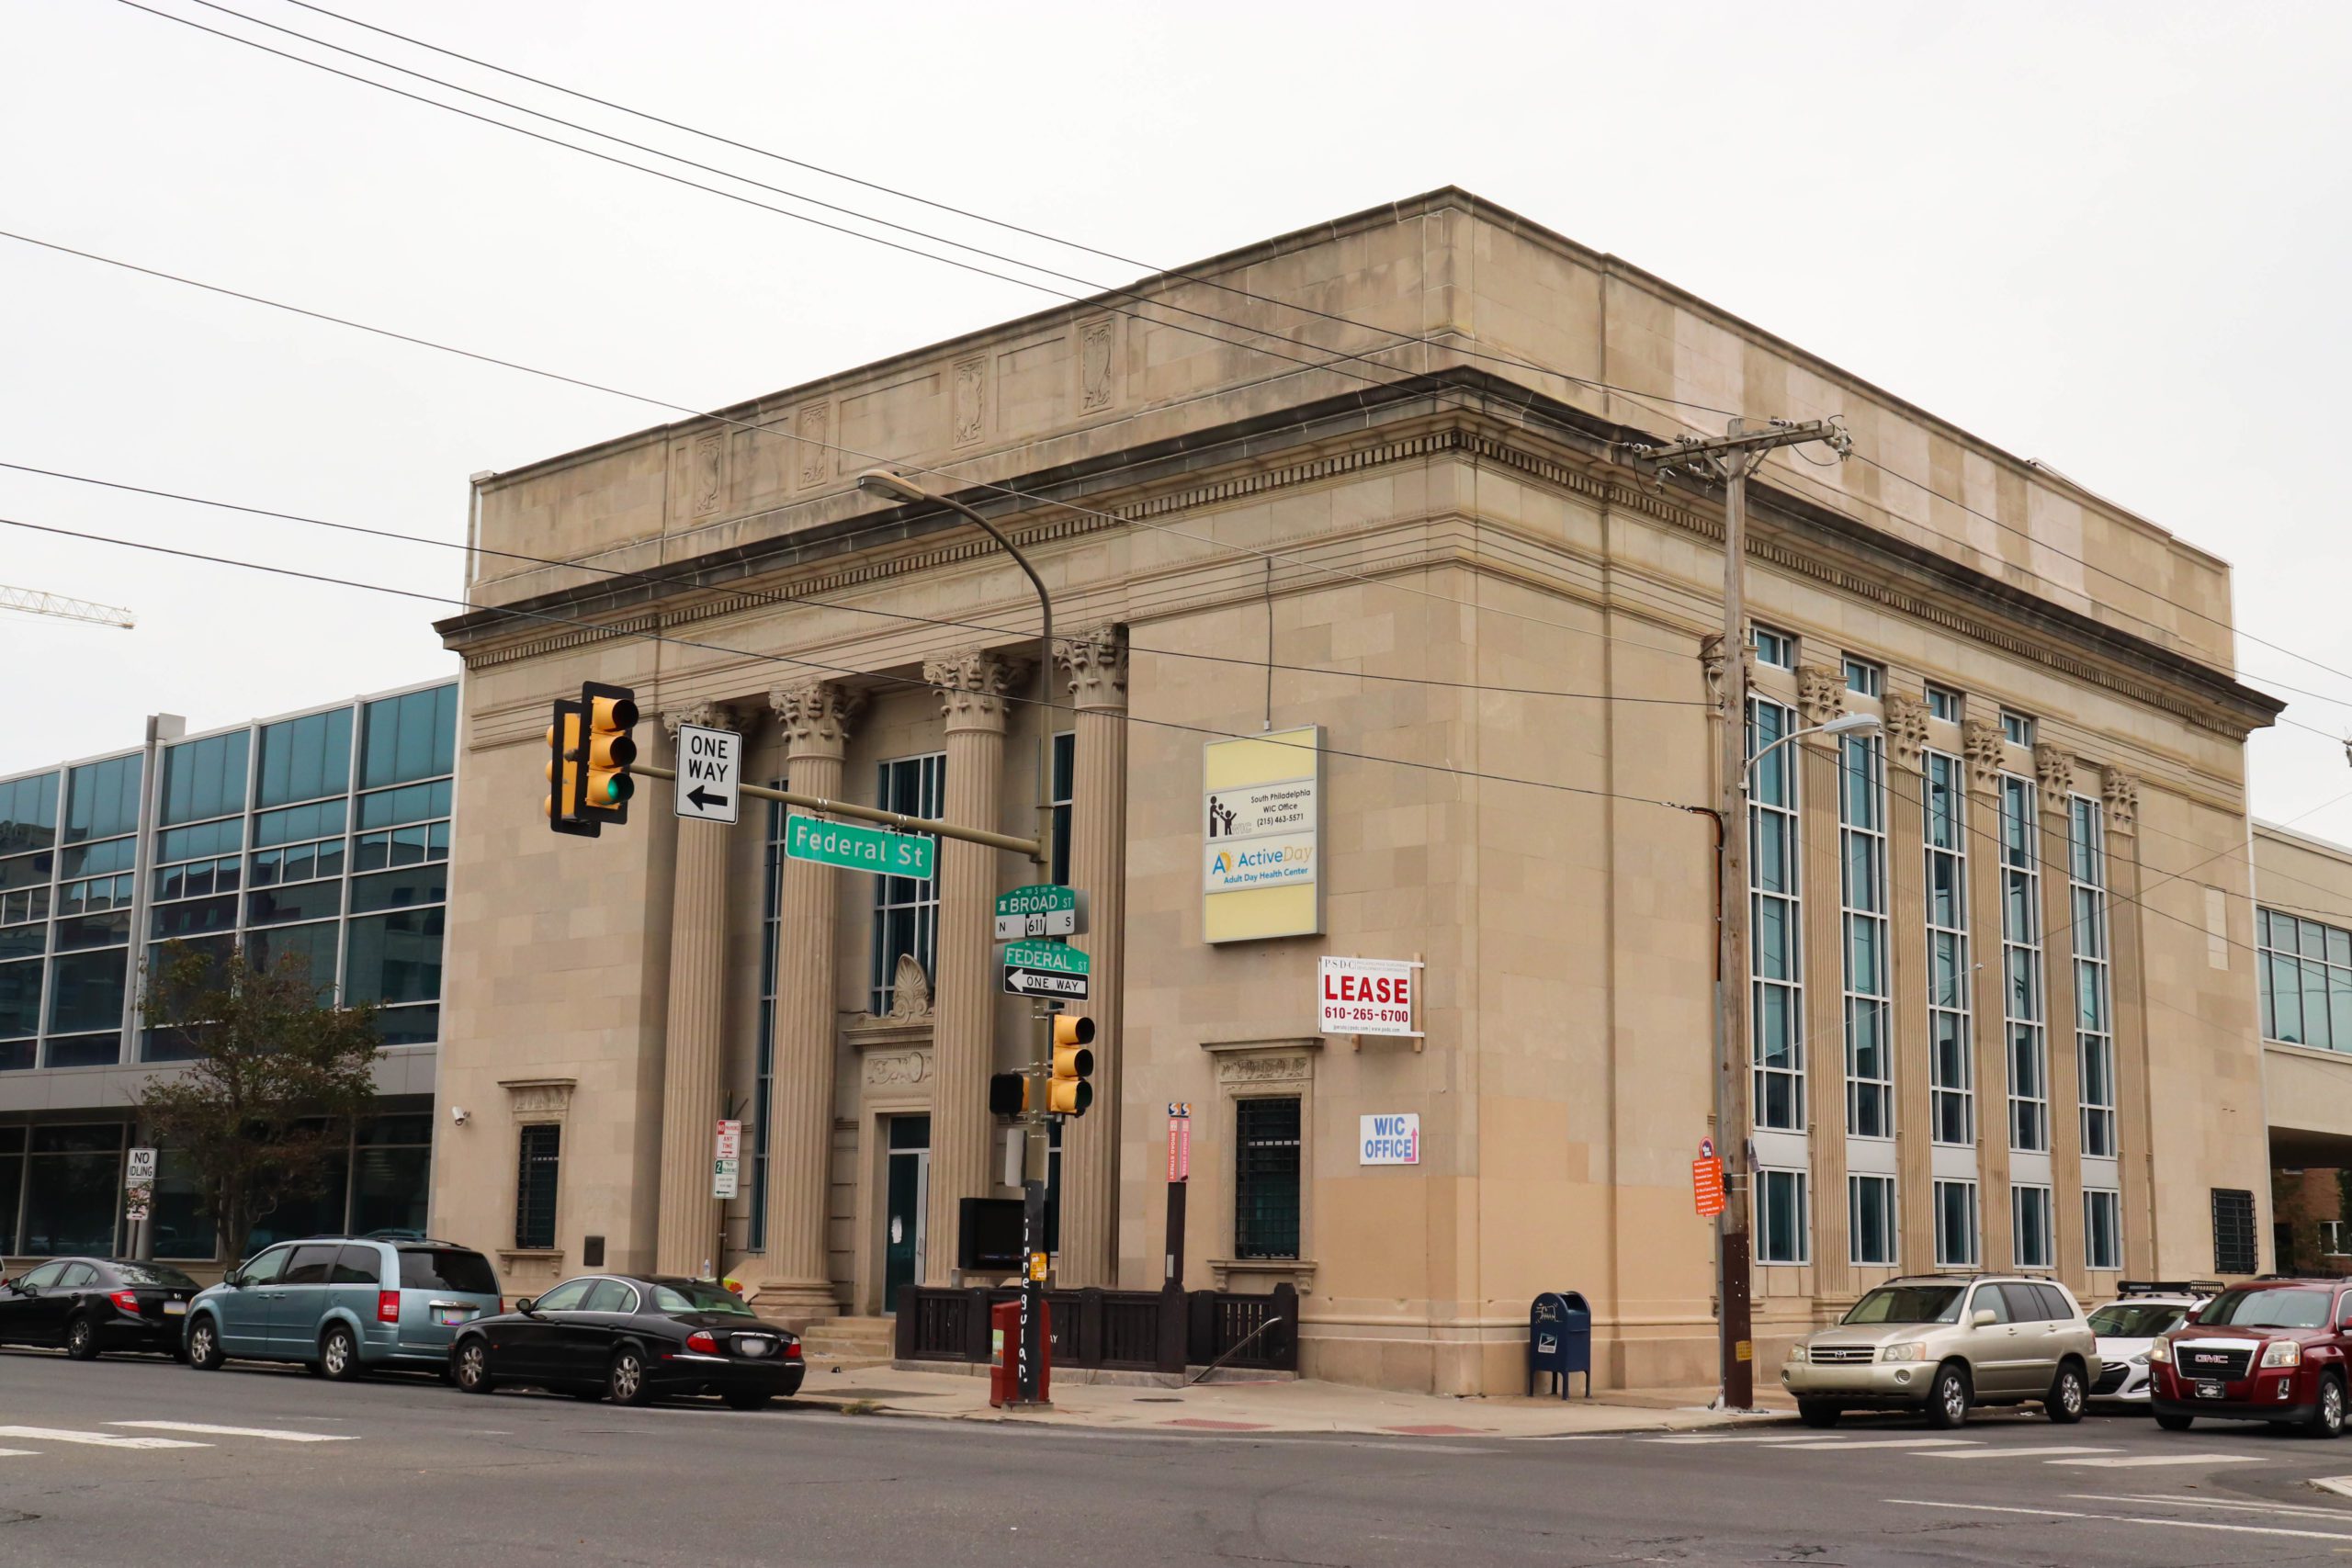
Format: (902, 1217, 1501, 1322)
(139, 942, 381, 1266)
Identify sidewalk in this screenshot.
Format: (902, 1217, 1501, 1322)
(788, 1358, 1798, 1438)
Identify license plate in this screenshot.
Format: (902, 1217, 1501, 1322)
(435, 1308, 475, 1326)
(740, 1338, 771, 1358)
(162, 1301, 187, 1316)
(2196, 1380, 2226, 1399)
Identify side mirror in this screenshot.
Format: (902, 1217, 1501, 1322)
(514, 1297, 537, 1316)
(1972, 1309, 1996, 1328)
(224, 1272, 243, 1290)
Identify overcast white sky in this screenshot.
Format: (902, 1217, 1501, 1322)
(4, 1, 2349, 841)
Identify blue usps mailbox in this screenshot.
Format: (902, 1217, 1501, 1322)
(1527, 1291, 1591, 1399)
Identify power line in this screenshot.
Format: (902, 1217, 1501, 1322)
(189, 0, 1749, 435)
(0, 226, 1721, 670)
(118, 0, 1722, 451)
(274, 0, 1752, 428)
(0, 458, 1709, 708)
(0, 511, 1702, 816)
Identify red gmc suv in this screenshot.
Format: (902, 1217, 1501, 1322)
(2149, 1279, 2352, 1437)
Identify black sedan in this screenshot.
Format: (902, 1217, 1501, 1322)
(0, 1258, 201, 1359)
(449, 1274, 802, 1409)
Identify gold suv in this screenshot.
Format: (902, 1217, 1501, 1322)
(1780, 1274, 2098, 1428)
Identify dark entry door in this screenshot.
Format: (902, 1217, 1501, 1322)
(883, 1115, 930, 1314)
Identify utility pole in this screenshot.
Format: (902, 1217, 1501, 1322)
(1634, 416, 1849, 1411)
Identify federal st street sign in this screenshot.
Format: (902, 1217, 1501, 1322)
(785, 813, 935, 879)
(1001, 937, 1090, 999)
(993, 883, 1089, 941)
(673, 723, 742, 825)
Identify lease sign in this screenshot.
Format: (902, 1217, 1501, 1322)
(1692, 1156, 1725, 1218)
(1317, 955, 1423, 1037)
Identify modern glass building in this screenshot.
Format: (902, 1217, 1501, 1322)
(0, 679, 455, 1269)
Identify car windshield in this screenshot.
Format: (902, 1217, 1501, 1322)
(108, 1264, 198, 1289)
(1842, 1285, 1965, 1325)
(651, 1282, 756, 1317)
(2087, 1303, 2188, 1337)
(2199, 1287, 2332, 1330)
(398, 1249, 499, 1294)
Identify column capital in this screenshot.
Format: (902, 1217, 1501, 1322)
(2033, 742, 2076, 806)
(661, 699, 744, 739)
(2101, 765, 2141, 835)
(1962, 717, 2006, 796)
(1883, 691, 1930, 773)
(1057, 624, 1129, 713)
(769, 682, 864, 761)
(1795, 663, 1846, 737)
(925, 648, 1028, 733)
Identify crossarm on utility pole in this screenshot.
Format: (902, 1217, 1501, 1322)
(634, 762, 1042, 859)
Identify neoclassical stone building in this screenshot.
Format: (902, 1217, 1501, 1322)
(431, 187, 2291, 1393)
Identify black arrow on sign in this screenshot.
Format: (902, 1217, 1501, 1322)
(688, 785, 731, 810)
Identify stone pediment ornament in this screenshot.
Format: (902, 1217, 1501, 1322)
(1962, 717, 2006, 795)
(2033, 742, 2075, 799)
(886, 954, 933, 1020)
(1883, 692, 1930, 772)
(1796, 664, 1847, 729)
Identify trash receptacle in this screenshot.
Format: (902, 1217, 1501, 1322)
(1527, 1291, 1591, 1399)
(988, 1295, 1054, 1408)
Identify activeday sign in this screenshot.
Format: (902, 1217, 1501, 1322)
(1359, 1113, 1420, 1166)
(1201, 725, 1322, 942)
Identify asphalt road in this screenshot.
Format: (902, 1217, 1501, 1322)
(9, 1348, 2352, 1566)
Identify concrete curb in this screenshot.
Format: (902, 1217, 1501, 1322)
(788, 1390, 1801, 1439)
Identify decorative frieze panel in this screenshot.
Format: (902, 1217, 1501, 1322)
(500, 1077, 576, 1122)
(1078, 318, 1117, 412)
(952, 355, 987, 447)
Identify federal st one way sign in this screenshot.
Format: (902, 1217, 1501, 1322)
(673, 723, 741, 825)
(1001, 938, 1090, 1000)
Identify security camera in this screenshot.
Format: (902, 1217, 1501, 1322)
(449, 1106, 469, 1126)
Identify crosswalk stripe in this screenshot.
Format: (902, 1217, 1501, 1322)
(2054, 1451, 2265, 1468)
(1770, 1438, 1980, 1450)
(110, 1422, 356, 1443)
(2097, 1494, 2352, 1521)
(0, 1426, 207, 1450)
(1928, 1446, 2118, 1460)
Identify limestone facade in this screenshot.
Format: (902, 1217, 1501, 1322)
(430, 188, 2293, 1392)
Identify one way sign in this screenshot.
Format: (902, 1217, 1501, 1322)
(673, 723, 741, 825)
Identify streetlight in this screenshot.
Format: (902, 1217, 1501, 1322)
(1708, 705, 1881, 1413)
(855, 468, 1057, 1408)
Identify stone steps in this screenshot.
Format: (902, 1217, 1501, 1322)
(797, 1315, 896, 1363)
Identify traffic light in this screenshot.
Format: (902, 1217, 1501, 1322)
(579, 682, 639, 828)
(989, 1071, 1028, 1118)
(545, 698, 594, 838)
(1047, 1013, 1095, 1116)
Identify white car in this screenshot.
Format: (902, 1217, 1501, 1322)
(2087, 1285, 2212, 1404)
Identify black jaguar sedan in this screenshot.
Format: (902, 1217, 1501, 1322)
(448, 1274, 801, 1409)
(0, 1258, 200, 1359)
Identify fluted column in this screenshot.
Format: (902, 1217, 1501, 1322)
(922, 649, 1023, 1284)
(1055, 626, 1128, 1287)
(758, 682, 863, 1317)
(1795, 666, 1850, 1298)
(2102, 769, 2154, 1274)
(654, 702, 740, 1278)
(2036, 744, 2087, 1294)
(1884, 694, 1934, 1268)
(1963, 718, 2014, 1270)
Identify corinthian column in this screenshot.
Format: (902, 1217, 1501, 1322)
(1054, 626, 1128, 1287)
(654, 702, 740, 1278)
(758, 681, 863, 1318)
(1795, 665, 1851, 1298)
(921, 649, 1023, 1284)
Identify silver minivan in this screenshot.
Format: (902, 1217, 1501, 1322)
(1780, 1273, 2099, 1428)
(185, 1235, 503, 1380)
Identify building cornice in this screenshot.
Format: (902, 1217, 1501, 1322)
(438, 367, 2281, 740)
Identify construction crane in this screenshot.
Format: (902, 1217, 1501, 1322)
(0, 585, 135, 629)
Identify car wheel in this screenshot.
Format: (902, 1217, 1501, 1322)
(2155, 1410, 2194, 1432)
(1924, 1363, 1972, 1430)
(607, 1347, 652, 1407)
(2308, 1373, 2347, 1439)
(319, 1325, 362, 1382)
(63, 1315, 99, 1362)
(2045, 1361, 2087, 1425)
(724, 1391, 773, 1413)
(186, 1317, 225, 1371)
(1796, 1400, 1841, 1428)
(451, 1337, 494, 1394)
